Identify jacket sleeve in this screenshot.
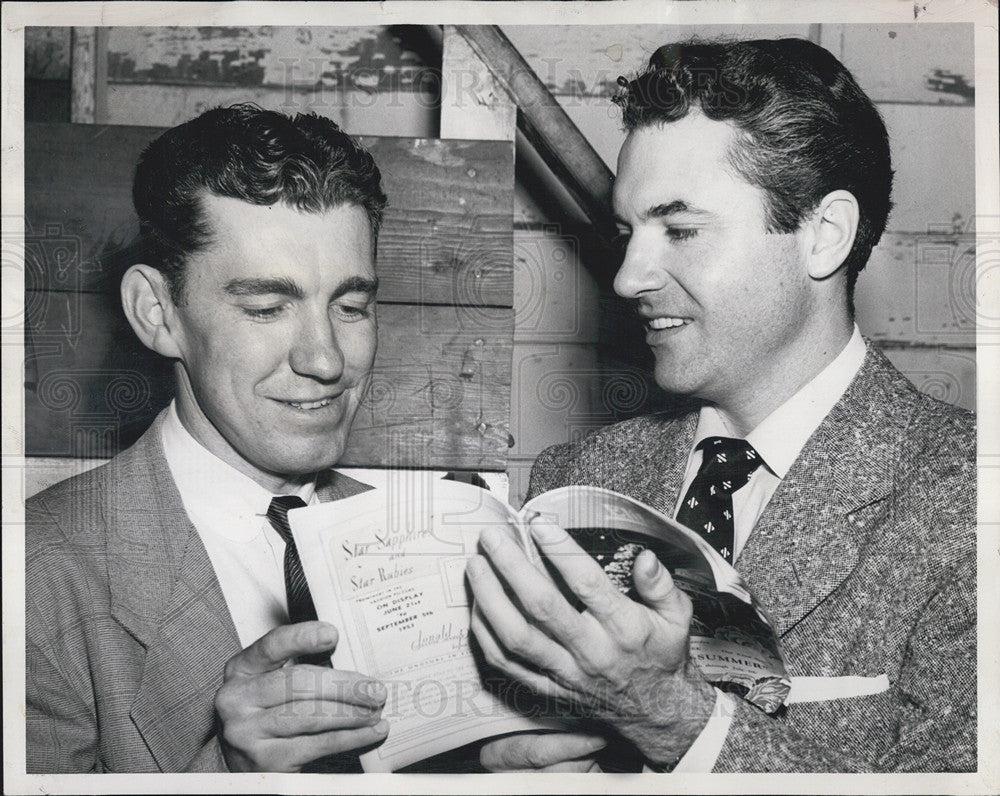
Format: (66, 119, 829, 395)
(25, 522, 100, 773)
(26, 633, 99, 773)
(184, 737, 229, 772)
(525, 443, 577, 502)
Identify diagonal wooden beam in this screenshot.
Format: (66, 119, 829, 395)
(453, 25, 618, 246)
(441, 25, 516, 142)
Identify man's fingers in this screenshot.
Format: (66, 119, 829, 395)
(257, 699, 384, 737)
(219, 665, 388, 713)
(240, 721, 390, 771)
(527, 517, 626, 622)
(478, 525, 585, 634)
(292, 721, 390, 765)
(216, 638, 390, 773)
(631, 550, 692, 623)
(481, 732, 607, 771)
(225, 622, 339, 678)
(470, 606, 579, 703)
(467, 554, 580, 681)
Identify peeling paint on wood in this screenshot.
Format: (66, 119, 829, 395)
(104, 27, 438, 92)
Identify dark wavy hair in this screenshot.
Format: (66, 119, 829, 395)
(614, 38, 893, 299)
(132, 103, 387, 303)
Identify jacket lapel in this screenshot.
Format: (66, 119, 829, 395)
(109, 426, 376, 771)
(609, 413, 698, 518)
(649, 413, 699, 516)
(106, 413, 242, 771)
(316, 468, 375, 502)
(735, 346, 917, 638)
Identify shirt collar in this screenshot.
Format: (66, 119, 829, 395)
(160, 401, 317, 541)
(693, 325, 867, 479)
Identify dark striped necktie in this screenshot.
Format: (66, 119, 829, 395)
(266, 495, 330, 667)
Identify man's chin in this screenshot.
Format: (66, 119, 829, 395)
(253, 438, 350, 480)
(651, 369, 700, 397)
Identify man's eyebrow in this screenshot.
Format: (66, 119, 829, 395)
(646, 201, 710, 219)
(224, 277, 304, 299)
(333, 276, 379, 299)
(222, 276, 379, 300)
(614, 201, 712, 227)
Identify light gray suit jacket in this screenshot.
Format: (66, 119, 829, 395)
(526, 346, 976, 772)
(25, 411, 372, 773)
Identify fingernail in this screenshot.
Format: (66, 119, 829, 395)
(316, 624, 338, 647)
(529, 517, 564, 543)
(363, 680, 387, 701)
(641, 550, 661, 576)
(373, 719, 390, 735)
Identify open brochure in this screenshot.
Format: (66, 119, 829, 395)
(290, 477, 789, 771)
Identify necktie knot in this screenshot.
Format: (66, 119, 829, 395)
(266, 495, 308, 544)
(695, 436, 763, 493)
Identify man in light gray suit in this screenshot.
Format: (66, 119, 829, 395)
(469, 39, 975, 773)
(26, 105, 393, 772)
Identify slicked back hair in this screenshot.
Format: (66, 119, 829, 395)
(614, 38, 893, 300)
(132, 103, 387, 304)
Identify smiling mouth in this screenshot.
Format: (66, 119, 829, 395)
(281, 397, 336, 410)
(646, 316, 692, 330)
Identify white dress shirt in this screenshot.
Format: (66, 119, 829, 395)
(669, 325, 867, 772)
(160, 401, 317, 649)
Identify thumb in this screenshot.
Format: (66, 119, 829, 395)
(632, 550, 692, 622)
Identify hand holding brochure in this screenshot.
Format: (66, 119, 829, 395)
(517, 485, 790, 714)
(289, 477, 789, 771)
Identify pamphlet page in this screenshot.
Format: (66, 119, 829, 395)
(290, 476, 562, 772)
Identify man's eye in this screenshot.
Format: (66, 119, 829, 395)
(614, 230, 632, 250)
(242, 305, 285, 320)
(333, 302, 372, 321)
(666, 227, 698, 242)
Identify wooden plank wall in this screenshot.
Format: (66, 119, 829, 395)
(24, 123, 514, 472)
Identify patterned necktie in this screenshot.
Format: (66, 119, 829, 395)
(675, 436, 763, 563)
(266, 495, 331, 667)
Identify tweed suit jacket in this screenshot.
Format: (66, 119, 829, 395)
(526, 345, 976, 772)
(25, 411, 373, 773)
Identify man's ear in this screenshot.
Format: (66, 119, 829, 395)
(120, 264, 184, 359)
(804, 190, 859, 280)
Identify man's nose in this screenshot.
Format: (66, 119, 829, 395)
(613, 233, 668, 300)
(289, 312, 345, 382)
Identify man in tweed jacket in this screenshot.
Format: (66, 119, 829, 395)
(468, 39, 975, 773)
(27, 106, 393, 772)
